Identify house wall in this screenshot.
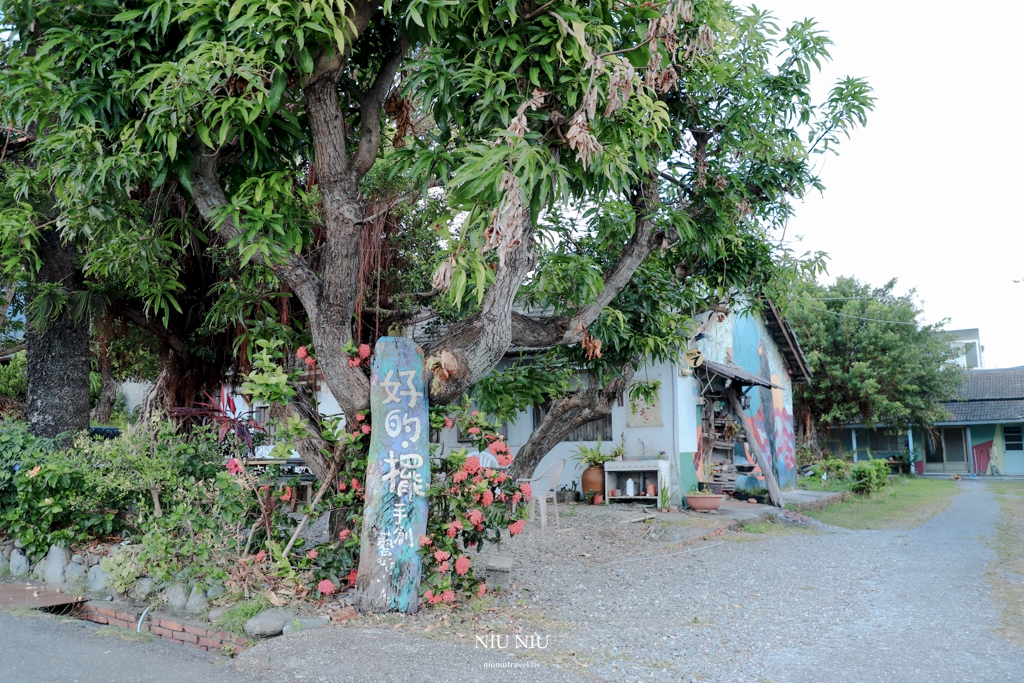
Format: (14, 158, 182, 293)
(434, 359, 695, 502)
(697, 311, 798, 489)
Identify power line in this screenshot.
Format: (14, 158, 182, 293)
(806, 307, 918, 325)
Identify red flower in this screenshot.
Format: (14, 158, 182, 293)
(449, 486, 460, 494)
(467, 509, 484, 527)
(339, 529, 351, 540)
(444, 417, 454, 429)
(484, 469, 494, 477)
(496, 491, 507, 502)
(496, 452, 514, 467)
(519, 482, 532, 501)
(452, 470, 468, 483)
(511, 492, 522, 504)
(305, 356, 316, 368)
(355, 413, 366, 422)
(352, 478, 361, 491)
(360, 424, 371, 434)
(307, 549, 319, 559)
(509, 519, 526, 535)
(446, 526, 457, 538)
(495, 472, 508, 484)
(438, 560, 449, 573)
(424, 589, 434, 602)
(471, 411, 479, 417)
(338, 481, 347, 491)
(476, 583, 486, 598)
(467, 427, 480, 435)
(348, 358, 361, 367)
(317, 579, 336, 595)
(472, 474, 483, 484)
(280, 486, 293, 502)
(455, 556, 470, 576)
(463, 455, 481, 475)
(429, 592, 444, 605)
(481, 490, 494, 507)
(226, 458, 243, 475)
(296, 346, 308, 359)
(442, 590, 455, 603)
(358, 343, 372, 359)
(434, 550, 451, 562)
(419, 535, 432, 547)
(346, 569, 358, 586)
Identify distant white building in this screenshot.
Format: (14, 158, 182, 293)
(947, 328, 984, 369)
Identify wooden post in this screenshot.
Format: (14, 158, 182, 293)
(355, 337, 430, 614)
(727, 389, 783, 509)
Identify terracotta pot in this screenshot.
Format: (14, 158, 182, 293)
(593, 494, 604, 505)
(646, 483, 657, 497)
(581, 465, 605, 498)
(685, 493, 725, 513)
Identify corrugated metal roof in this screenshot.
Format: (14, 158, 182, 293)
(700, 359, 778, 389)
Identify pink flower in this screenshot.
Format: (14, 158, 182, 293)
(296, 346, 308, 359)
(280, 486, 293, 502)
(360, 424, 371, 434)
(358, 343, 372, 359)
(419, 535, 432, 547)
(434, 550, 451, 562)
(467, 509, 484, 527)
(455, 556, 470, 576)
(509, 519, 526, 535)
(452, 470, 468, 483)
(317, 579, 336, 595)
(355, 413, 366, 422)
(485, 469, 494, 478)
(338, 481, 347, 491)
(253, 550, 267, 563)
(476, 583, 486, 598)
(429, 592, 444, 605)
(339, 529, 351, 540)
(449, 486, 460, 494)
(463, 455, 481, 475)
(438, 560, 449, 573)
(305, 356, 316, 368)
(471, 411, 479, 417)
(442, 590, 455, 603)
(346, 569, 358, 586)
(495, 472, 507, 484)
(481, 490, 494, 507)
(496, 453, 514, 467)
(496, 491, 507, 503)
(519, 482, 532, 501)
(467, 427, 480, 435)
(348, 358, 360, 367)
(424, 589, 434, 602)
(226, 458, 243, 475)
(511, 492, 522, 504)
(472, 474, 483, 484)
(444, 418, 454, 429)
(352, 478, 361, 491)
(307, 549, 318, 559)
(447, 526, 458, 538)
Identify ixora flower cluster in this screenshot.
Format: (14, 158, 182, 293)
(420, 409, 531, 605)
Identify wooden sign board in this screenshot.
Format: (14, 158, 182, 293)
(355, 337, 430, 613)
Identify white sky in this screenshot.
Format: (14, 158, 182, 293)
(761, 1, 1024, 368)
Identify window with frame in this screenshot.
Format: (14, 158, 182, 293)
(866, 429, 905, 454)
(1005, 426, 1023, 451)
(533, 402, 612, 442)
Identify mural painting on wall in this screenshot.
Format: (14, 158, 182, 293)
(628, 383, 663, 427)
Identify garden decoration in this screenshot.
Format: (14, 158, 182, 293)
(356, 337, 430, 614)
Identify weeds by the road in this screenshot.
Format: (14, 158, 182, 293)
(95, 626, 154, 643)
(985, 481, 1024, 645)
(805, 477, 956, 529)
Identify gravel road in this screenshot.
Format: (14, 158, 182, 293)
(3, 481, 1020, 682)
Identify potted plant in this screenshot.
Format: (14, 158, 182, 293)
(685, 458, 724, 512)
(573, 441, 616, 501)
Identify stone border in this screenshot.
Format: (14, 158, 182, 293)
(76, 602, 248, 654)
(785, 491, 851, 513)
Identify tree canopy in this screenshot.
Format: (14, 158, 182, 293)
(0, 0, 871, 450)
(789, 276, 965, 438)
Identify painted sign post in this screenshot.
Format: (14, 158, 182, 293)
(355, 337, 430, 613)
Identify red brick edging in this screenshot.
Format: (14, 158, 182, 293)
(77, 602, 248, 654)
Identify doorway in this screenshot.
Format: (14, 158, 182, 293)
(925, 428, 969, 474)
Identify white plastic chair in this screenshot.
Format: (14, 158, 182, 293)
(516, 459, 565, 530)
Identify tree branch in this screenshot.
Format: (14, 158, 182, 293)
(352, 38, 409, 178)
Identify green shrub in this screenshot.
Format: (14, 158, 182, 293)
(851, 459, 892, 495)
(0, 420, 51, 510)
(0, 352, 27, 399)
(821, 458, 852, 480)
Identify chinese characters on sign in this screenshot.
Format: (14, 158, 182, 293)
(356, 338, 431, 614)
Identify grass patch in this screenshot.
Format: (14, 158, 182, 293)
(212, 595, 270, 635)
(985, 481, 1024, 645)
(95, 626, 154, 643)
(798, 477, 853, 493)
(805, 477, 956, 529)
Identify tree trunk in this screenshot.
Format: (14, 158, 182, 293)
(727, 388, 783, 508)
(508, 366, 634, 482)
(91, 340, 116, 424)
(25, 230, 90, 438)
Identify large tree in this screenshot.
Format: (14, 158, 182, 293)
(789, 276, 965, 448)
(0, 0, 870, 456)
